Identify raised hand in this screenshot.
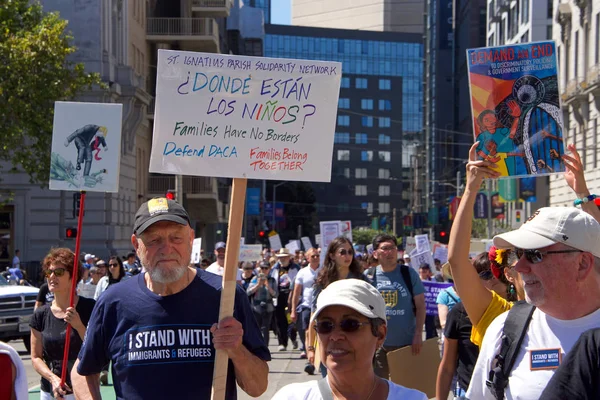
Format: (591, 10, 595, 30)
(467, 142, 501, 192)
(508, 100, 521, 117)
(562, 144, 589, 196)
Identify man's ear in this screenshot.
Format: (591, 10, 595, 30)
(576, 252, 595, 282)
(131, 234, 139, 250)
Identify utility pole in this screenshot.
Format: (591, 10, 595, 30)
(392, 208, 397, 236)
(486, 179, 493, 238)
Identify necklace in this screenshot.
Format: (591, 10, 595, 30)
(332, 377, 378, 400)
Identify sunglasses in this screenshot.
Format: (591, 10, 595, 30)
(314, 318, 370, 334)
(515, 248, 583, 264)
(478, 270, 494, 281)
(310, 255, 319, 259)
(337, 249, 354, 256)
(260, 266, 270, 270)
(109, 263, 119, 267)
(44, 267, 67, 277)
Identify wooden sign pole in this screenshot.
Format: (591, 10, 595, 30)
(211, 177, 247, 400)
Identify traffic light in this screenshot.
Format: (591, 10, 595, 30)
(515, 210, 522, 223)
(72, 193, 82, 218)
(65, 228, 78, 239)
(434, 224, 450, 244)
(257, 230, 267, 245)
(166, 191, 175, 200)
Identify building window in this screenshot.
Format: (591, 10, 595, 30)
(338, 115, 350, 126)
(379, 117, 391, 128)
(361, 151, 373, 161)
(361, 202, 373, 214)
(337, 150, 350, 161)
(378, 99, 391, 110)
(355, 168, 368, 178)
(355, 185, 368, 196)
(378, 202, 390, 213)
(378, 185, 390, 196)
(361, 99, 374, 110)
(355, 133, 368, 144)
(522, 0, 529, 23)
(338, 98, 350, 109)
(341, 77, 350, 88)
(547, 0, 553, 18)
(343, 168, 350, 178)
(378, 134, 391, 145)
(546, 25, 552, 40)
(379, 79, 391, 90)
(356, 78, 368, 89)
(575, 31, 579, 78)
(334, 133, 350, 143)
(362, 116, 373, 127)
(378, 151, 391, 162)
(337, 203, 349, 212)
(378, 168, 390, 179)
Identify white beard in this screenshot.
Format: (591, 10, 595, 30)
(148, 265, 187, 284)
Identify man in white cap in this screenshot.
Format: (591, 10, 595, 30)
(403, 253, 411, 265)
(467, 207, 600, 400)
(270, 248, 301, 351)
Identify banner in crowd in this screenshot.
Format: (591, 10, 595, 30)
(301, 236, 312, 251)
(409, 250, 435, 272)
(432, 245, 448, 264)
(149, 50, 342, 182)
(239, 244, 262, 262)
(415, 234, 430, 253)
(191, 238, 202, 264)
(268, 233, 283, 251)
(340, 220, 352, 243)
(423, 281, 454, 316)
(467, 41, 564, 178)
(50, 102, 123, 192)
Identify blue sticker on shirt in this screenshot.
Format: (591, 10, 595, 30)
(530, 348, 562, 370)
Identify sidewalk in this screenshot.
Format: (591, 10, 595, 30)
(28, 332, 317, 400)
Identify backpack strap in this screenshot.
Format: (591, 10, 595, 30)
(400, 265, 416, 315)
(365, 266, 377, 285)
(317, 378, 334, 400)
(486, 301, 536, 399)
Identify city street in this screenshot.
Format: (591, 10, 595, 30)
(8, 333, 320, 400)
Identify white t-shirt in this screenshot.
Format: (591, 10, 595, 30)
(12, 255, 20, 268)
(272, 379, 427, 400)
(77, 280, 98, 299)
(467, 306, 600, 400)
(294, 266, 319, 309)
(205, 262, 242, 281)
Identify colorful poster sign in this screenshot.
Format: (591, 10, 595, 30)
(467, 41, 564, 178)
(239, 244, 262, 262)
(491, 192, 505, 219)
(423, 281, 454, 316)
(149, 50, 342, 182)
(519, 176, 537, 202)
(50, 102, 123, 192)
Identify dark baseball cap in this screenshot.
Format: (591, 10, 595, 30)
(134, 198, 191, 234)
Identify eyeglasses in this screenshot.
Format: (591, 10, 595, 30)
(260, 267, 269, 270)
(478, 270, 494, 281)
(378, 246, 397, 252)
(515, 248, 583, 264)
(337, 249, 353, 256)
(314, 318, 371, 334)
(109, 263, 119, 267)
(44, 268, 67, 277)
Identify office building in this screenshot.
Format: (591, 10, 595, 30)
(291, 0, 425, 34)
(265, 24, 423, 228)
(551, 0, 600, 206)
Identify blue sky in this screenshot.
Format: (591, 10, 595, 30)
(271, 0, 291, 24)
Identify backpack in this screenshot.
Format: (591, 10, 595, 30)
(366, 265, 416, 315)
(486, 301, 536, 399)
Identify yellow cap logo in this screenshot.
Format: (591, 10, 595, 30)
(147, 198, 169, 216)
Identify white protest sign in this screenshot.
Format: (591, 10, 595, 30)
(315, 234, 322, 248)
(149, 50, 342, 182)
(269, 234, 283, 251)
(240, 237, 245, 245)
(50, 102, 123, 192)
(301, 236, 313, 250)
(415, 234, 431, 253)
(404, 237, 416, 255)
(191, 238, 202, 264)
(410, 250, 436, 272)
(320, 221, 341, 249)
(285, 240, 300, 253)
(239, 244, 262, 262)
(433, 245, 448, 264)
(339, 221, 352, 242)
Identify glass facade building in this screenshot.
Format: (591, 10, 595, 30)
(248, 0, 270, 24)
(265, 24, 423, 227)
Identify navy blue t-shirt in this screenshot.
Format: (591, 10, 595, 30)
(77, 268, 270, 399)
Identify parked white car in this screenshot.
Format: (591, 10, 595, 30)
(0, 275, 39, 353)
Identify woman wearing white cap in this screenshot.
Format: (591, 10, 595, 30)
(273, 279, 427, 400)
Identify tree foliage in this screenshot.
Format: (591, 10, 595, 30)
(352, 228, 395, 246)
(0, 0, 102, 185)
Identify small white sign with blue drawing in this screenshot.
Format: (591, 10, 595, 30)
(49, 102, 123, 192)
